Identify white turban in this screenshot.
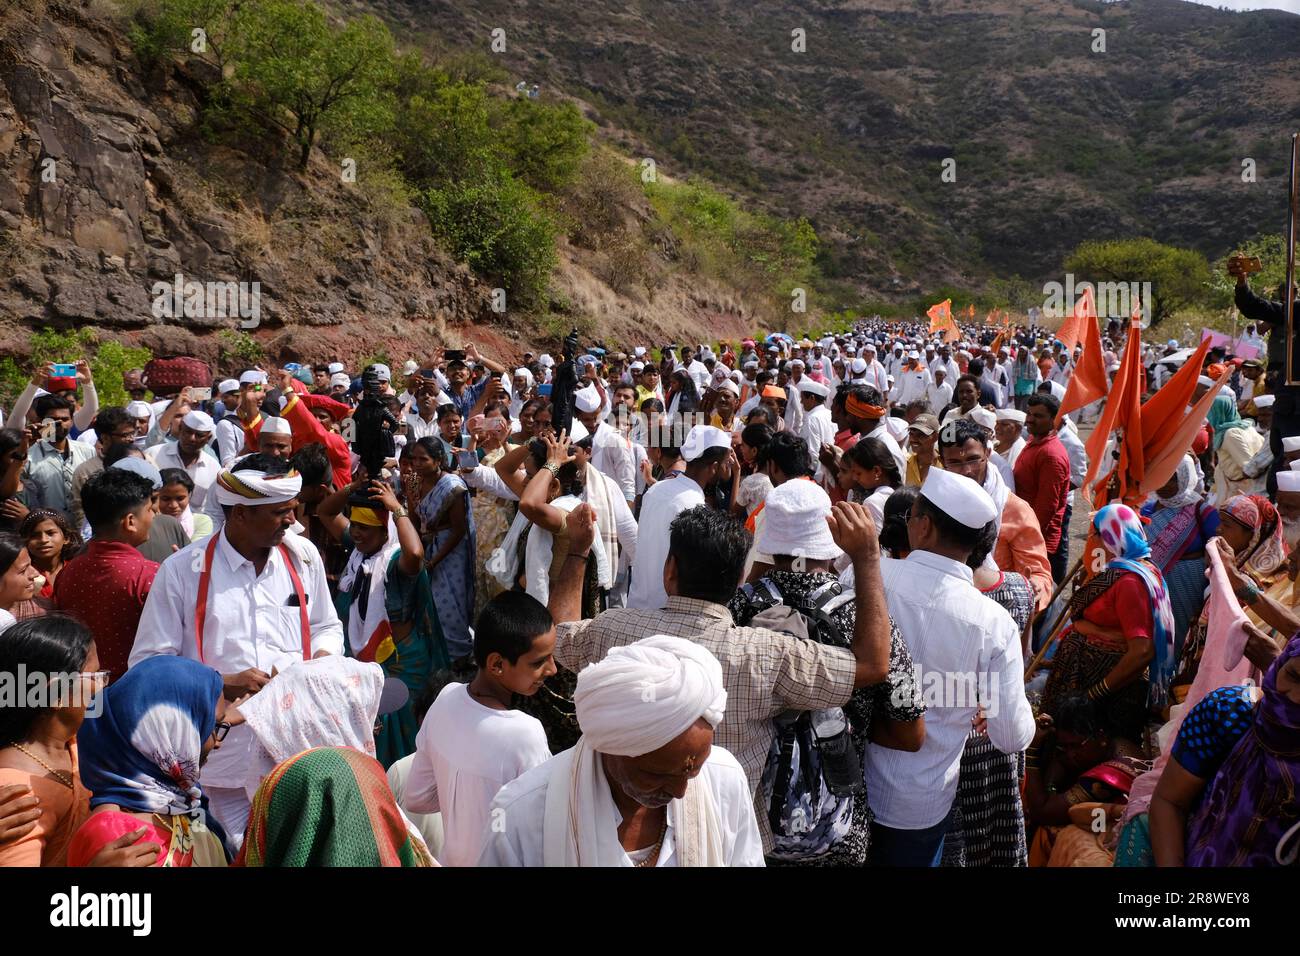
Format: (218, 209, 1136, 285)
(574, 635, 726, 757)
(213, 467, 303, 507)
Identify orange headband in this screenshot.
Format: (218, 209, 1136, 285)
(845, 394, 886, 419)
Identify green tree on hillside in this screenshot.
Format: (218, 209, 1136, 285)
(1206, 233, 1289, 309)
(227, 2, 395, 171)
(492, 99, 592, 193)
(1064, 237, 1210, 325)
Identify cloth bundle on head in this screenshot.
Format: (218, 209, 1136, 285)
(182, 410, 214, 433)
(110, 457, 162, 490)
(214, 466, 302, 507)
(680, 425, 731, 462)
(757, 478, 841, 561)
(1092, 503, 1176, 707)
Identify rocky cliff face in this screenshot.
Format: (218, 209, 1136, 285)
(0, 2, 766, 369)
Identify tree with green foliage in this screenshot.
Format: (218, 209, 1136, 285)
(227, 1, 395, 171)
(1063, 237, 1211, 325)
(421, 170, 559, 309)
(125, 0, 239, 70)
(492, 99, 592, 193)
(1206, 233, 1289, 309)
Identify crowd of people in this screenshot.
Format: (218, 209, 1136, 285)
(0, 269, 1297, 868)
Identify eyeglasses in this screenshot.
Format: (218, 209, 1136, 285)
(79, 670, 110, 690)
(213, 721, 232, 743)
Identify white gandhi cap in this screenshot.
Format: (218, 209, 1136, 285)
(919, 466, 998, 529)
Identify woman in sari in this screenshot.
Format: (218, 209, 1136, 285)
(69, 656, 233, 867)
(320, 478, 450, 766)
(237, 747, 434, 867)
(1172, 493, 1287, 697)
(1140, 456, 1218, 661)
(1025, 693, 1150, 867)
(1042, 503, 1176, 745)
(1208, 393, 1265, 502)
(406, 437, 475, 665)
(1149, 631, 1300, 867)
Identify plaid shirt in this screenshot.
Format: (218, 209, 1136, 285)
(555, 595, 858, 852)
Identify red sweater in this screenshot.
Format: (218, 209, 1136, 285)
(1012, 433, 1072, 553)
(244, 385, 352, 490)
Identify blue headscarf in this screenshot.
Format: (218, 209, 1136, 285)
(78, 657, 226, 837)
(1094, 503, 1176, 707)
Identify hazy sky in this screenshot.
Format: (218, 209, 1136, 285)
(1180, 0, 1300, 12)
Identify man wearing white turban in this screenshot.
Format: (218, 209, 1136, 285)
(129, 453, 344, 847)
(478, 635, 763, 866)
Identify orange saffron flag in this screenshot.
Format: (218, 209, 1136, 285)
(1055, 286, 1095, 353)
(928, 299, 960, 341)
(1055, 294, 1107, 424)
(1081, 314, 1144, 498)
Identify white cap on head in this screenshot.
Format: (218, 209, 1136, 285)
(920, 464, 998, 529)
(1284, 436, 1300, 453)
(680, 425, 732, 462)
(629, 361, 645, 372)
(261, 416, 292, 436)
(182, 410, 214, 433)
(966, 407, 997, 432)
(538, 354, 555, 368)
(573, 383, 602, 413)
(403, 360, 420, 376)
(634, 346, 647, 357)
(996, 408, 1026, 424)
(798, 378, 830, 399)
(1253, 394, 1275, 409)
(791, 359, 805, 368)
(218, 379, 240, 395)
(716, 379, 741, 397)
(757, 479, 842, 561)
(908, 351, 920, 360)
(240, 370, 267, 385)
(850, 357, 868, 375)
(327, 362, 346, 375)
(1280, 471, 1300, 492)
(126, 401, 152, 419)
(372, 364, 392, 382)
(330, 372, 351, 389)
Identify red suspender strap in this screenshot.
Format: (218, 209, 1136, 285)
(194, 537, 311, 664)
(279, 543, 312, 661)
(194, 535, 220, 664)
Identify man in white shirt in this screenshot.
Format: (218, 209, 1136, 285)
(866, 467, 1035, 865)
(129, 456, 344, 845)
(406, 592, 555, 865)
(626, 426, 735, 610)
(889, 352, 932, 407)
(404, 378, 443, 442)
(798, 378, 836, 480)
(927, 367, 954, 413)
(930, 346, 960, 386)
(479, 634, 763, 867)
(994, 408, 1027, 469)
(574, 382, 636, 507)
(858, 345, 890, 393)
(213, 378, 250, 466)
(147, 410, 221, 510)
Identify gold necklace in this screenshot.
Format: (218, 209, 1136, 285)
(13, 742, 73, 789)
(633, 815, 668, 868)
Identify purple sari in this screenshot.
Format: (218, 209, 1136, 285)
(1185, 634, 1300, 866)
